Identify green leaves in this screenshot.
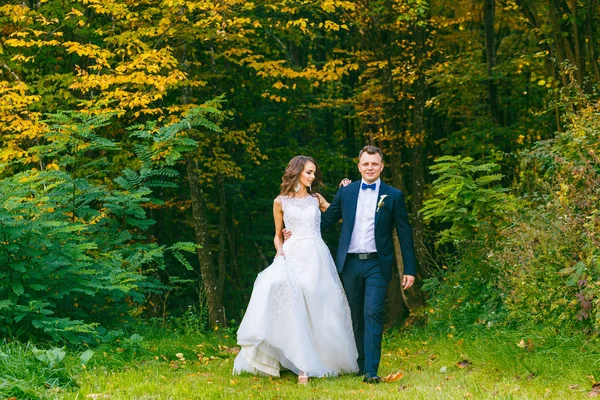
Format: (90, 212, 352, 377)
(0, 110, 217, 342)
(422, 155, 516, 246)
(79, 349, 94, 366)
(32, 346, 66, 369)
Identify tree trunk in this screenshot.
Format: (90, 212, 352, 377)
(407, 18, 428, 309)
(585, 0, 600, 85)
(216, 172, 228, 327)
(386, 159, 409, 326)
(513, 0, 564, 130)
(227, 208, 242, 291)
(186, 156, 225, 328)
(484, 0, 502, 124)
(567, 0, 584, 85)
(386, 235, 409, 329)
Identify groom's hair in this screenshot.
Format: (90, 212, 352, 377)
(359, 145, 384, 161)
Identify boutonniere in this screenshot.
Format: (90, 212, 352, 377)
(376, 194, 388, 212)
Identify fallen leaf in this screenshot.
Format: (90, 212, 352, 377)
(456, 359, 470, 368)
(589, 383, 600, 397)
(570, 384, 580, 390)
(382, 371, 404, 382)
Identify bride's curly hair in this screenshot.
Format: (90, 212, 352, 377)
(280, 155, 323, 196)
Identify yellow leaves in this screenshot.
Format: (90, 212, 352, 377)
(367, 60, 389, 69)
(318, 21, 349, 31)
(223, 47, 254, 58)
(188, 80, 207, 87)
(272, 81, 289, 90)
(242, 2, 256, 11)
(286, 18, 309, 34)
(281, 6, 298, 14)
(5, 38, 60, 48)
(320, 0, 356, 13)
(0, 4, 34, 24)
(68, 8, 84, 17)
(261, 92, 286, 102)
(62, 42, 112, 67)
(78, 0, 132, 20)
(382, 371, 404, 382)
(10, 54, 35, 63)
(45, 163, 60, 171)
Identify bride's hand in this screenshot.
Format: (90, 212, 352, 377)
(339, 178, 351, 187)
(276, 249, 285, 258)
(282, 228, 292, 242)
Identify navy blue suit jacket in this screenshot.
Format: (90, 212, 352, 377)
(321, 181, 417, 282)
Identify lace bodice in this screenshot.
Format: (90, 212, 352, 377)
(280, 195, 321, 238)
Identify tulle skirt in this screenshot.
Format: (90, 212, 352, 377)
(233, 236, 358, 377)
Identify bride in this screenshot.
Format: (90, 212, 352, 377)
(233, 155, 358, 384)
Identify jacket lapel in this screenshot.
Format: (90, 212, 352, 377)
(374, 182, 388, 231)
(346, 181, 361, 228)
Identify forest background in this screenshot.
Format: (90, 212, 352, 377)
(1, 0, 600, 352)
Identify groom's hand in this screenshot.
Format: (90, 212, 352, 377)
(402, 275, 415, 290)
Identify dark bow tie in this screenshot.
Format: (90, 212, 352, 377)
(361, 182, 377, 191)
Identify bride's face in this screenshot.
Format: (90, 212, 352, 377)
(298, 161, 316, 189)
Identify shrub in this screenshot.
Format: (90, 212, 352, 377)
(490, 103, 600, 332)
(423, 100, 600, 333)
(420, 154, 516, 330)
(0, 108, 218, 342)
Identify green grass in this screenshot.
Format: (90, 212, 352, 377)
(2, 327, 599, 399)
(0, 340, 75, 399)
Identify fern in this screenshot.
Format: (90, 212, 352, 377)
(422, 155, 517, 246)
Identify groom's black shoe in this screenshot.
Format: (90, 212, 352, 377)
(362, 373, 382, 384)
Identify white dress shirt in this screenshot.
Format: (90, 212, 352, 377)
(347, 178, 380, 253)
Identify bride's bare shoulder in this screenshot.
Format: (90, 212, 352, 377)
(314, 193, 327, 203)
(274, 195, 287, 205)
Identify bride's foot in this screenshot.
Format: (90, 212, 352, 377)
(298, 371, 309, 385)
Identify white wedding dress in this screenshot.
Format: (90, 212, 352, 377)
(234, 195, 358, 377)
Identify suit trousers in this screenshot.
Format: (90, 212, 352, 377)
(341, 256, 388, 376)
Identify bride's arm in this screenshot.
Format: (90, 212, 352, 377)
(316, 193, 330, 212)
(273, 197, 285, 257)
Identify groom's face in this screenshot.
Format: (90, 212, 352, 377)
(358, 152, 384, 184)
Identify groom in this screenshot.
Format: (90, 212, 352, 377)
(321, 145, 417, 383)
